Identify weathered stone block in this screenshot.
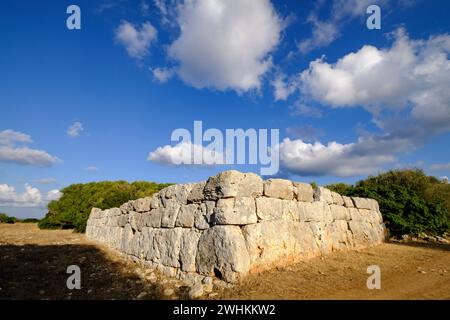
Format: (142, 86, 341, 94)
(255, 197, 283, 221)
(263, 179, 294, 200)
(314, 186, 333, 204)
(204, 170, 263, 200)
(176, 204, 197, 228)
(213, 197, 257, 225)
(294, 182, 314, 202)
(196, 225, 250, 282)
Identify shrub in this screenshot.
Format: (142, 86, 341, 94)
(327, 169, 450, 237)
(0, 213, 16, 224)
(39, 181, 172, 233)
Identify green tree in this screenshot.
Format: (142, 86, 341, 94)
(38, 180, 172, 233)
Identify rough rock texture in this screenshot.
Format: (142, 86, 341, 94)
(86, 170, 386, 284)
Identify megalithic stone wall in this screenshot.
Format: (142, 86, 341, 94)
(86, 170, 386, 284)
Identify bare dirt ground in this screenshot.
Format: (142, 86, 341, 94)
(1, 223, 449, 300)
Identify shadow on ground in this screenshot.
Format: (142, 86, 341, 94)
(389, 240, 450, 252)
(0, 244, 168, 300)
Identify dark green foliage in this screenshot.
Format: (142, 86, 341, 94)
(38, 181, 172, 233)
(327, 169, 450, 237)
(0, 213, 16, 224)
(21, 218, 40, 223)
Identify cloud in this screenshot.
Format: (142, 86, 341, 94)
(299, 29, 450, 135)
(0, 129, 32, 146)
(151, 67, 174, 83)
(85, 166, 99, 172)
(115, 21, 157, 59)
(67, 122, 84, 137)
(33, 178, 57, 185)
(167, 0, 283, 92)
(0, 130, 60, 167)
(0, 184, 61, 208)
(298, 0, 387, 54)
(441, 176, 449, 183)
(272, 75, 298, 101)
(277, 136, 396, 177)
(148, 141, 225, 166)
(429, 163, 450, 172)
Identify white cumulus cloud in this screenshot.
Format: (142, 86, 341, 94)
(67, 122, 84, 137)
(148, 141, 225, 166)
(151, 67, 174, 83)
(167, 0, 283, 92)
(0, 130, 60, 167)
(0, 184, 61, 208)
(115, 21, 157, 59)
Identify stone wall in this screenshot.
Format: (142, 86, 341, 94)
(86, 170, 386, 284)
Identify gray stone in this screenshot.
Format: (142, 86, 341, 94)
(161, 199, 181, 228)
(175, 204, 197, 228)
(196, 225, 250, 283)
(187, 182, 206, 203)
(129, 211, 143, 232)
(294, 182, 314, 202)
(255, 197, 283, 221)
(298, 201, 331, 222)
(331, 192, 345, 206)
(213, 197, 257, 225)
(342, 196, 354, 208)
(204, 170, 263, 200)
(143, 208, 162, 228)
(180, 229, 201, 272)
(194, 201, 215, 230)
(133, 197, 152, 212)
(154, 228, 183, 268)
(163, 184, 193, 205)
(188, 283, 204, 299)
(314, 187, 333, 204)
(263, 179, 294, 200)
(330, 204, 350, 221)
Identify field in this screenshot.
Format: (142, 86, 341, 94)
(0, 223, 449, 300)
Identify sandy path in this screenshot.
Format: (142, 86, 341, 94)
(1, 223, 449, 300)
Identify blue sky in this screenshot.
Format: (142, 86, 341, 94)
(1, 0, 449, 218)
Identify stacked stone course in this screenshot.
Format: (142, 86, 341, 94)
(86, 170, 385, 283)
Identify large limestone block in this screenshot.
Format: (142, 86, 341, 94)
(121, 224, 133, 254)
(194, 201, 215, 229)
(160, 199, 181, 228)
(187, 182, 206, 203)
(213, 197, 257, 225)
(282, 200, 299, 221)
(90, 208, 102, 219)
(175, 204, 198, 228)
(196, 226, 250, 283)
(180, 229, 201, 272)
(348, 221, 383, 247)
(298, 201, 332, 222)
(263, 179, 294, 200)
(162, 184, 194, 205)
(203, 170, 263, 200)
(349, 207, 380, 223)
(242, 221, 319, 268)
(294, 182, 314, 202)
(331, 192, 345, 206)
(314, 187, 333, 204)
(255, 197, 283, 221)
(129, 211, 143, 232)
(132, 197, 152, 212)
(342, 196, 354, 208)
(330, 204, 351, 221)
(310, 222, 333, 255)
(141, 227, 160, 263)
(352, 197, 379, 211)
(329, 221, 353, 251)
(142, 208, 163, 228)
(154, 228, 183, 268)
